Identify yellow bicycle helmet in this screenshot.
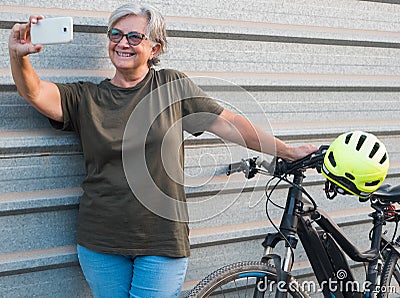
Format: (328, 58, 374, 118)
(322, 131, 389, 198)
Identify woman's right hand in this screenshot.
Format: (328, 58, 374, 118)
(8, 15, 63, 123)
(8, 15, 44, 57)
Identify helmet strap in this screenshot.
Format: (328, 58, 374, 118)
(324, 180, 338, 200)
(358, 195, 370, 203)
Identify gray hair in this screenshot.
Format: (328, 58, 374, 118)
(108, 3, 167, 67)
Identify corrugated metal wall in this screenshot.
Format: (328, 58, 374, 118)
(1, 0, 400, 296)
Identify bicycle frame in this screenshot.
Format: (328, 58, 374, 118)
(261, 169, 400, 298)
(218, 146, 400, 298)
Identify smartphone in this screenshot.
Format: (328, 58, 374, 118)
(31, 17, 73, 45)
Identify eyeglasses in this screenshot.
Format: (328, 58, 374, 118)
(107, 28, 149, 46)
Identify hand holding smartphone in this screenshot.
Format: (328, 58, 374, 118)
(31, 17, 73, 45)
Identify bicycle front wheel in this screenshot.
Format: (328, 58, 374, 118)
(186, 261, 309, 298)
(379, 249, 400, 297)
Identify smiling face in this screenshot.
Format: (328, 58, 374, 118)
(108, 14, 160, 82)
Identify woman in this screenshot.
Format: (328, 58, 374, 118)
(8, 3, 317, 297)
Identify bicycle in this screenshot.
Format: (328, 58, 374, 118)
(186, 145, 400, 297)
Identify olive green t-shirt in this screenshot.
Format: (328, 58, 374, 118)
(52, 68, 223, 257)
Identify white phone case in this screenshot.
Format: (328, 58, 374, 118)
(31, 17, 73, 45)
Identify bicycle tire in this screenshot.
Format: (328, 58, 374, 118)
(186, 261, 310, 298)
(378, 249, 400, 298)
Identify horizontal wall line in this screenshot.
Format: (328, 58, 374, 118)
(1, 21, 400, 49)
(0, 204, 78, 217)
(0, 261, 79, 277)
(0, 85, 16, 92)
(4, 84, 400, 93)
(184, 130, 400, 146)
(360, 0, 400, 4)
(169, 29, 400, 48)
(199, 85, 400, 92)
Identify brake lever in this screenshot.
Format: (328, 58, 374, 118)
(255, 156, 277, 175)
(244, 157, 258, 179)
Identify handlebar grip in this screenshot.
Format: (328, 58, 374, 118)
(226, 161, 245, 176)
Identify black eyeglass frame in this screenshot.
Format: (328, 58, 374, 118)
(107, 28, 149, 46)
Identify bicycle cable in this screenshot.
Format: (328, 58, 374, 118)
(264, 175, 296, 266)
(264, 175, 285, 210)
(263, 171, 322, 271)
(276, 173, 319, 213)
(391, 218, 399, 243)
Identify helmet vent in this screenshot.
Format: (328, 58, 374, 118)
(369, 142, 380, 158)
(365, 180, 380, 187)
(380, 153, 388, 164)
(345, 172, 355, 180)
(345, 133, 352, 144)
(328, 152, 336, 167)
(356, 134, 367, 151)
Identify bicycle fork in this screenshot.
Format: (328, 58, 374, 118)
(260, 173, 304, 298)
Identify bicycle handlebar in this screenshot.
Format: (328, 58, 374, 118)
(226, 157, 260, 179)
(227, 145, 329, 178)
(275, 145, 329, 176)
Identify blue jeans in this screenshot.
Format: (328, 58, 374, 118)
(77, 245, 188, 298)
